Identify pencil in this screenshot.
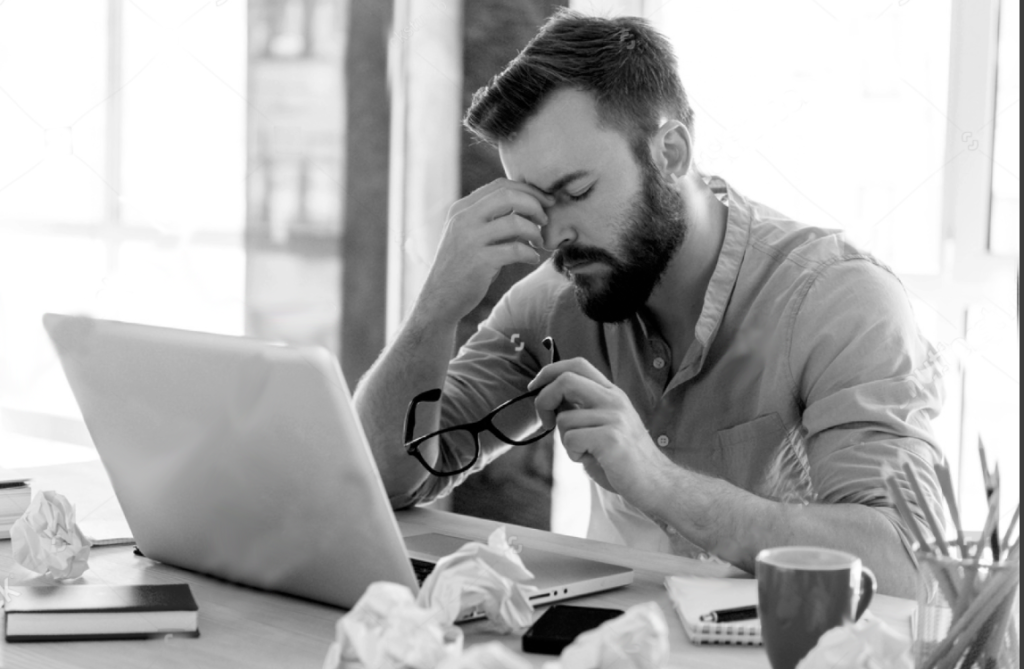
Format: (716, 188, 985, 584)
(990, 465, 1001, 559)
(903, 463, 950, 557)
(974, 490, 1001, 567)
(921, 564, 1020, 669)
(885, 474, 932, 553)
(934, 461, 968, 556)
(1001, 503, 1019, 552)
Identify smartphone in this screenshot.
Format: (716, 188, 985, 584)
(521, 604, 625, 655)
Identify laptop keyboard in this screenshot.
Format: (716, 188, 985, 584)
(410, 558, 435, 584)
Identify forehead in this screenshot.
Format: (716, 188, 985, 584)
(498, 89, 634, 190)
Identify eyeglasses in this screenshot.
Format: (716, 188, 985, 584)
(403, 337, 560, 477)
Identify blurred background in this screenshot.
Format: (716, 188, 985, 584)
(0, 0, 1017, 537)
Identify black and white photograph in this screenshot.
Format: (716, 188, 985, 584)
(0, 1, 1018, 667)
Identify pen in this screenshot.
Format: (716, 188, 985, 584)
(979, 438, 1001, 560)
(699, 605, 758, 623)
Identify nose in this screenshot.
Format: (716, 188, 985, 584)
(540, 210, 576, 252)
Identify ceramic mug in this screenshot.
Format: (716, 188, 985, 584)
(756, 546, 876, 669)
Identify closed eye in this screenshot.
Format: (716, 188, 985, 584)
(566, 186, 593, 202)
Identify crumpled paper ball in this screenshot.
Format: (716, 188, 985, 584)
(436, 641, 533, 669)
(416, 526, 538, 634)
(545, 601, 670, 669)
(322, 581, 463, 669)
(10, 490, 92, 580)
(796, 616, 913, 669)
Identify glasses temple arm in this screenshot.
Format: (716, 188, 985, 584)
(403, 388, 443, 446)
(542, 336, 561, 363)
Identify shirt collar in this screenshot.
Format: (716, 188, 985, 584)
(613, 176, 752, 376)
(693, 176, 752, 358)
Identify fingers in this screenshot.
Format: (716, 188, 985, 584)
(483, 240, 542, 266)
(528, 358, 615, 392)
(473, 190, 548, 250)
(559, 425, 611, 468)
(454, 179, 555, 219)
(477, 188, 551, 228)
(420, 179, 554, 325)
(555, 408, 608, 433)
(533, 372, 618, 428)
(481, 213, 545, 250)
(559, 427, 618, 494)
(445, 183, 551, 255)
(579, 454, 618, 494)
(560, 425, 601, 462)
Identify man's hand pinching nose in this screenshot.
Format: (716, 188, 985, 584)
(415, 178, 556, 325)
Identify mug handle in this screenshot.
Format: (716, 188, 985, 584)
(854, 566, 876, 621)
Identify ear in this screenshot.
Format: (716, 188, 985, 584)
(649, 120, 692, 179)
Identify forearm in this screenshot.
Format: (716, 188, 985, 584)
(353, 177, 550, 502)
(352, 305, 457, 502)
(646, 466, 918, 597)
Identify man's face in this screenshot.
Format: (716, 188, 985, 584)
(553, 157, 687, 322)
(499, 89, 687, 322)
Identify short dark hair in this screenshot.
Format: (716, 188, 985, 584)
(463, 9, 694, 155)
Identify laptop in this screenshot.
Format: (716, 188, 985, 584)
(42, 313, 633, 614)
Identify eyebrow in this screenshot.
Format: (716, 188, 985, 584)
(532, 170, 591, 195)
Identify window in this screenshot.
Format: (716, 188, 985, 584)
(654, 0, 951, 276)
(0, 1, 246, 440)
(989, 0, 1019, 256)
(955, 0, 1019, 527)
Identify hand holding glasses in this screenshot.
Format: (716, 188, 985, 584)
(403, 337, 560, 477)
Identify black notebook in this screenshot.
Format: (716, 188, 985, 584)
(3, 583, 199, 642)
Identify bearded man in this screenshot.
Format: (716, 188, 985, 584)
(353, 10, 944, 597)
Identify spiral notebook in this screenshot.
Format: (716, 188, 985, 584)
(664, 575, 762, 646)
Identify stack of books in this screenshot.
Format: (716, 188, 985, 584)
(0, 477, 31, 540)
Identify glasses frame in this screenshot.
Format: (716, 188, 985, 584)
(403, 337, 560, 477)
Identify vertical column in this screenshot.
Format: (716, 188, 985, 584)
(340, 0, 393, 387)
(245, 0, 346, 356)
(386, 0, 465, 339)
(105, 0, 124, 275)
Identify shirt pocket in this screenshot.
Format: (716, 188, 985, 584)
(715, 413, 789, 492)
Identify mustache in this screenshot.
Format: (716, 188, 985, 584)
(553, 245, 618, 272)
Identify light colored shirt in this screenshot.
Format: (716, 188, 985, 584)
(394, 176, 945, 563)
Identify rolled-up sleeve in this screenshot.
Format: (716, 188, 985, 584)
(791, 258, 946, 561)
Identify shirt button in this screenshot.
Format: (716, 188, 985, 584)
(652, 357, 666, 369)
(698, 552, 711, 561)
(656, 435, 670, 448)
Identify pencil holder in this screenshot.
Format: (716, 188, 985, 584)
(914, 549, 1020, 669)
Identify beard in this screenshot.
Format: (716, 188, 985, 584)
(552, 159, 688, 323)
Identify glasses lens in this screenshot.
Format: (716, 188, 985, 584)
(490, 393, 549, 444)
(424, 427, 480, 476)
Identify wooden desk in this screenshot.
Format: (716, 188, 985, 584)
(0, 463, 916, 669)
